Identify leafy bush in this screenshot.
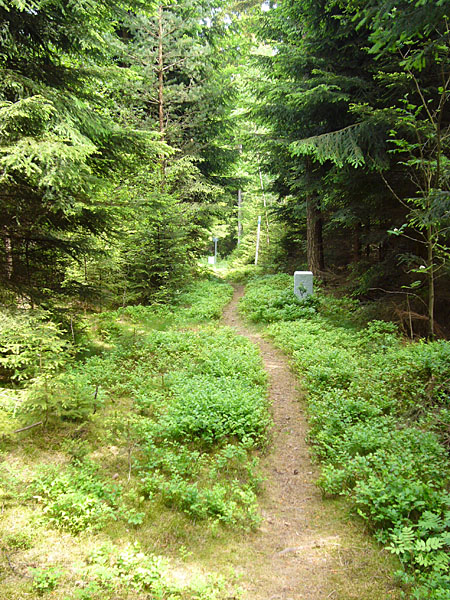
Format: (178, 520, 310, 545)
(90, 278, 233, 340)
(3, 528, 34, 551)
(0, 406, 19, 438)
(86, 314, 269, 527)
(30, 460, 121, 534)
(154, 374, 269, 446)
(129, 328, 269, 527)
(31, 567, 63, 595)
(172, 278, 234, 321)
(9, 278, 268, 535)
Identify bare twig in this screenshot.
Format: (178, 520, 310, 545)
(13, 421, 43, 434)
(2, 549, 32, 579)
(368, 287, 429, 310)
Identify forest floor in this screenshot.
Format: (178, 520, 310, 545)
(218, 284, 400, 600)
(0, 280, 404, 600)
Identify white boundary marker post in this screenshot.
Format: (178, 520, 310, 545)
(294, 271, 314, 299)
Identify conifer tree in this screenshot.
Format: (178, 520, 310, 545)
(0, 0, 161, 303)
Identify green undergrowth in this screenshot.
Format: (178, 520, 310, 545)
(0, 277, 268, 599)
(88, 322, 269, 529)
(241, 275, 450, 600)
(16, 537, 236, 600)
(239, 273, 321, 323)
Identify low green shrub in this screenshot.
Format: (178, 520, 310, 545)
(154, 374, 269, 446)
(239, 274, 319, 323)
(8, 278, 268, 539)
(21, 370, 105, 424)
(0, 309, 71, 383)
(241, 276, 450, 599)
(3, 528, 34, 550)
(225, 264, 266, 283)
(129, 328, 269, 527)
(29, 460, 121, 534)
(44, 278, 270, 530)
(64, 541, 234, 600)
(31, 567, 63, 595)
(172, 278, 234, 321)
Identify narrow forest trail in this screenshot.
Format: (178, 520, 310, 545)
(218, 285, 399, 600)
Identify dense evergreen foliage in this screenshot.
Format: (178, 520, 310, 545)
(251, 0, 450, 336)
(0, 0, 238, 306)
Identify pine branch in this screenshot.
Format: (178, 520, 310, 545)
(289, 123, 365, 167)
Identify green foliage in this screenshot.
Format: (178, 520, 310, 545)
(0, 310, 71, 383)
(290, 124, 366, 168)
(3, 528, 34, 551)
(123, 326, 268, 526)
(252, 0, 450, 325)
(21, 279, 267, 530)
(239, 274, 319, 323)
(30, 567, 63, 595)
(153, 374, 269, 446)
(30, 460, 121, 534)
(225, 264, 267, 283)
(172, 278, 234, 321)
(121, 185, 205, 305)
(60, 541, 232, 600)
(358, 0, 450, 70)
(0, 0, 164, 302)
(22, 370, 104, 424)
(0, 0, 238, 307)
(242, 278, 450, 598)
(0, 406, 19, 438)
(81, 280, 269, 528)
(92, 278, 233, 339)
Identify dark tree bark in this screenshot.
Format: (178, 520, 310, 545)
(158, 4, 164, 138)
(3, 226, 13, 280)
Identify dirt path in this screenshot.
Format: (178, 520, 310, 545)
(220, 285, 399, 600)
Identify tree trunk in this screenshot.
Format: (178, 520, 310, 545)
(158, 5, 164, 138)
(157, 4, 166, 183)
(259, 167, 270, 245)
(237, 189, 242, 244)
(427, 225, 435, 339)
(237, 144, 243, 244)
(306, 196, 324, 275)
